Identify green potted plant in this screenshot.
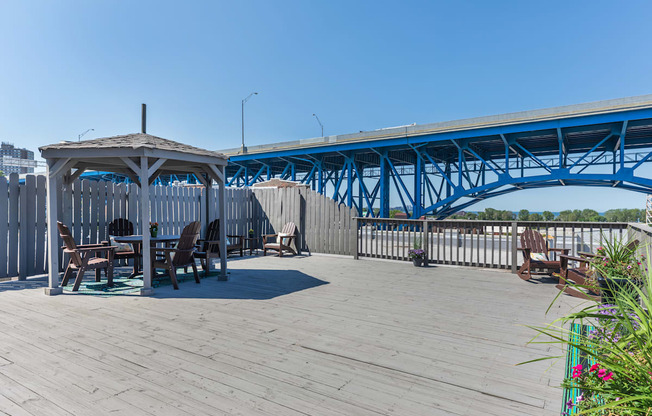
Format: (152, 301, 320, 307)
(408, 238, 426, 267)
(248, 228, 254, 237)
(149, 221, 159, 238)
(590, 238, 645, 304)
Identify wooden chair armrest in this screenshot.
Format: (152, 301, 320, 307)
(64, 246, 116, 254)
(548, 248, 570, 254)
(76, 243, 107, 249)
(577, 251, 597, 258)
(151, 247, 185, 253)
(263, 234, 278, 244)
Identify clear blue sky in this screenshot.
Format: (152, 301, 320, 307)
(2, 0, 652, 212)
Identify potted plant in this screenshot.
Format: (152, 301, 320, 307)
(409, 239, 426, 267)
(150, 222, 159, 238)
(248, 228, 255, 237)
(590, 238, 645, 304)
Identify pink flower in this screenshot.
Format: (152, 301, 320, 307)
(603, 372, 614, 381)
(589, 363, 600, 372)
(597, 368, 607, 378)
(576, 394, 584, 403)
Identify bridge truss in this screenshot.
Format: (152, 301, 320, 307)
(225, 96, 652, 219)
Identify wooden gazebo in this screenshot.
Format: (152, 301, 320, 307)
(39, 133, 229, 295)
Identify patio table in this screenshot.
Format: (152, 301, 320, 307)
(114, 235, 180, 278)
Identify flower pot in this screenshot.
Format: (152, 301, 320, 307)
(150, 229, 158, 238)
(597, 275, 640, 304)
(412, 258, 425, 267)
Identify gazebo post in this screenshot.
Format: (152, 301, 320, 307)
(140, 156, 154, 295)
(218, 165, 227, 281)
(45, 158, 64, 295)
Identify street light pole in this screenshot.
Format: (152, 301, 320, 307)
(312, 113, 324, 137)
(242, 92, 258, 151)
(78, 128, 94, 142)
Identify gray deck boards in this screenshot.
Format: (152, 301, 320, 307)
(0, 256, 581, 415)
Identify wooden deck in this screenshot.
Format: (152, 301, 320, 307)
(0, 255, 581, 415)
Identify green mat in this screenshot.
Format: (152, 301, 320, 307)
(62, 269, 222, 296)
(562, 323, 596, 415)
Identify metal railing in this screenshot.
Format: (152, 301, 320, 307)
(354, 218, 631, 271)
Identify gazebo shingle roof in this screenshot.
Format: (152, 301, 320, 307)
(39, 133, 227, 160)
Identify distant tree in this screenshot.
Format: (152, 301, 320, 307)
(529, 212, 543, 222)
(477, 212, 487, 220)
(542, 211, 555, 221)
(500, 210, 515, 221)
(389, 209, 403, 218)
(518, 209, 530, 221)
(484, 208, 498, 220)
(581, 209, 601, 222)
(464, 212, 478, 220)
(557, 210, 572, 221)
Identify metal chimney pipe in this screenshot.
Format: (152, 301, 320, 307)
(141, 103, 147, 133)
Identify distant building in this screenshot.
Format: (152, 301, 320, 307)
(0, 142, 36, 174)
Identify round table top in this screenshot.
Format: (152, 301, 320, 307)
(113, 235, 180, 243)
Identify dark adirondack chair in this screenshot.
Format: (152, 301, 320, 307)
(556, 240, 640, 301)
(151, 221, 201, 290)
(104, 218, 136, 263)
(194, 219, 244, 276)
(58, 221, 115, 292)
(517, 229, 569, 281)
(263, 222, 297, 257)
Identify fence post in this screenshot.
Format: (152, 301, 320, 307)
(352, 217, 358, 259)
(511, 221, 518, 274)
(422, 219, 429, 262)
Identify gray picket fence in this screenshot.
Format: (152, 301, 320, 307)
(0, 175, 355, 280)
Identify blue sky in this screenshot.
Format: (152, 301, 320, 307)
(2, 1, 652, 211)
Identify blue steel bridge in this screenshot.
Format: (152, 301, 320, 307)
(222, 95, 652, 219)
(78, 95, 652, 219)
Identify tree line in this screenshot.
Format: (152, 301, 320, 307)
(448, 208, 646, 222)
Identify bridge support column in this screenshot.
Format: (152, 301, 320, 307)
(413, 154, 423, 218)
(379, 151, 390, 218)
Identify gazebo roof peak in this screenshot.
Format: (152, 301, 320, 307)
(39, 133, 227, 160)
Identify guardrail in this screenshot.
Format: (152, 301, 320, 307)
(354, 218, 631, 271)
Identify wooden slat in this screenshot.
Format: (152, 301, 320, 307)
(7, 174, 19, 277)
(35, 175, 47, 274)
(0, 178, 7, 278)
(81, 180, 91, 244)
(89, 180, 99, 244)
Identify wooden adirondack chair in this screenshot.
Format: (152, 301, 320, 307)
(58, 222, 115, 292)
(556, 240, 640, 301)
(194, 219, 244, 276)
(263, 222, 297, 257)
(517, 229, 569, 281)
(104, 218, 136, 263)
(151, 221, 201, 290)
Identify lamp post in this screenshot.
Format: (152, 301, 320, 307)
(242, 92, 258, 151)
(312, 113, 324, 137)
(78, 128, 94, 142)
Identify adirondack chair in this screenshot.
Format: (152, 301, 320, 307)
(556, 240, 640, 301)
(517, 229, 569, 281)
(194, 219, 244, 276)
(104, 218, 136, 263)
(58, 221, 115, 292)
(263, 222, 297, 257)
(151, 221, 201, 290)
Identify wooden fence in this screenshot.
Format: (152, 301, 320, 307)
(0, 175, 355, 280)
